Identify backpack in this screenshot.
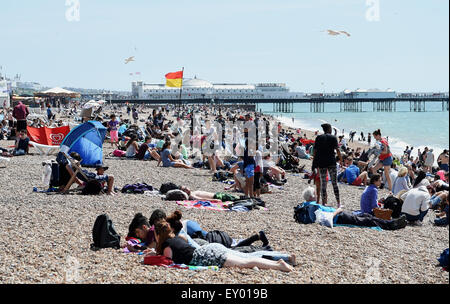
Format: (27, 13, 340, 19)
(82, 179, 103, 195)
(383, 196, 403, 218)
(159, 182, 179, 194)
(294, 203, 320, 224)
(113, 149, 126, 157)
(206, 230, 233, 248)
(213, 171, 228, 182)
(438, 248, 449, 270)
(90, 214, 121, 251)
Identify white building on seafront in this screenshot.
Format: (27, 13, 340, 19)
(132, 77, 305, 100)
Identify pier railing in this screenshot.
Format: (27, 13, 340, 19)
(108, 94, 449, 113)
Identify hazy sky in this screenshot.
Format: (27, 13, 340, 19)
(1, 0, 448, 93)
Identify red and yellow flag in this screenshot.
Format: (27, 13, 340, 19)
(165, 70, 183, 88)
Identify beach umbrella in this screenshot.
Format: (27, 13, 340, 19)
(83, 100, 101, 109)
(59, 121, 107, 166)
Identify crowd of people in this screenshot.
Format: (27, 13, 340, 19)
(1, 100, 448, 272)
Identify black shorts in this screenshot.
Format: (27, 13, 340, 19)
(253, 172, 262, 190)
(17, 120, 27, 132)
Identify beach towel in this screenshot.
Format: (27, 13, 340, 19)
(143, 255, 219, 271)
(176, 200, 233, 211)
(176, 200, 268, 212)
(334, 224, 383, 231)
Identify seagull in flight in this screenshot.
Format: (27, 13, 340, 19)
(124, 56, 135, 64)
(323, 30, 351, 37)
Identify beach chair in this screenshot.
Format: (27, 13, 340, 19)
(29, 141, 60, 156)
(60, 152, 105, 195)
(0, 156, 11, 168)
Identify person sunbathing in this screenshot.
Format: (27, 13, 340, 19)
(301, 186, 407, 230)
(178, 185, 239, 202)
(147, 220, 295, 272)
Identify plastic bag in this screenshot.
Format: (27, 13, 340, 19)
(314, 209, 334, 228)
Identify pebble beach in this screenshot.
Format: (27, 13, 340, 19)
(0, 110, 448, 284)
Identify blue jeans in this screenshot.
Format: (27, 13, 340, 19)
(13, 149, 25, 156)
(178, 230, 202, 249)
(402, 209, 428, 222)
(143, 151, 151, 160)
(186, 220, 208, 238)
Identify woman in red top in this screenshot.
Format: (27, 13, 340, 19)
(370, 129, 394, 191)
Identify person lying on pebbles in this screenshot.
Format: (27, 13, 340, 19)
(147, 220, 295, 272)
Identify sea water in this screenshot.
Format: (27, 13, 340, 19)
(258, 101, 449, 159)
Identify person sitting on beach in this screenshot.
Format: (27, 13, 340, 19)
(429, 190, 449, 211)
(293, 142, 311, 160)
(437, 150, 449, 172)
(370, 129, 393, 191)
(433, 194, 449, 227)
(399, 185, 433, 225)
(13, 130, 30, 156)
(262, 153, 286, 185)
(146, 220, 295, 272)
(229, 159, 246, 192)
(432, 172, 449, 191)
(360, 174, 382, 215)
(157, 141, 193, 169)
(343, 157, 369, 186)
(85, 164, 117, 195)
(392, 166, 412, 195)
(301, 186, 407, 230)
(135, 136, 161, 161)
(58, 152, 85, 191)
(125, 134, 139, 158)
(412, 170, 430, 188)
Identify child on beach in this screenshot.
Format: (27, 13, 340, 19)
(370, 129, 393, 191)
(108, 114, 119, 149)
(13, 130, 29, 156)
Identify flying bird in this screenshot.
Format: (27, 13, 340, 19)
(339, 31, 351, 37)
(124, 56, 135, 64)
(323, 30, 351, 37)
(326, 29, 341, 36)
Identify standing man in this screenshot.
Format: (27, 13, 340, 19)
(424, 149, 435, 173)
(13, 101, 29, 132)
(47, 104, 53, 121)
(313, 123, 342, 207)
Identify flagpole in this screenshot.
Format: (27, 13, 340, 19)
(178, 67, 184, 109)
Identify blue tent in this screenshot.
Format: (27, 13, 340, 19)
(60, 121, 107, 166)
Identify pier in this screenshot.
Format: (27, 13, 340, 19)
(108, 92, 449, 113)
